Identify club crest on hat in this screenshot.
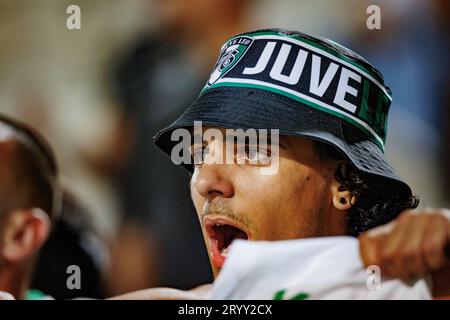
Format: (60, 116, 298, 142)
(207, 36, 254, 86)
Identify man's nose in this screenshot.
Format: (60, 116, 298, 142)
(193, 143, 234, 200)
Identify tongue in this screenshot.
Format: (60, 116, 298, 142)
(210, 238, 226, 268)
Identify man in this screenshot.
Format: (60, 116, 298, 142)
(119, 29, 450, 299)
(0, 115, 61, 300)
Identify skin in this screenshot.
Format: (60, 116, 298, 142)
(0, 208, 50, 300)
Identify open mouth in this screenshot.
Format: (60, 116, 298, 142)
(203, 217, 249, 269)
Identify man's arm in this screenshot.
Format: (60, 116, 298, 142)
(108, 284, 212, 300)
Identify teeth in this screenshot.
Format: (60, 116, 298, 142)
(215, 223, 223, 227)
(221, 246, 230, 257)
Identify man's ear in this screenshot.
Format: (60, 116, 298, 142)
(331, 183, 355, 211)
(1, 208, 51, 263)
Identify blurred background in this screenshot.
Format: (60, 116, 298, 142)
(0, 0, 448, 298)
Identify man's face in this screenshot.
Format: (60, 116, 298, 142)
(190, 127, 347, 276)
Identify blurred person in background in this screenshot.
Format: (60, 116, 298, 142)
(0, 0, 152, 296)
(0, 115, 61, 300)
(31, 193, 108, 299)
(110, 0, 255, 294)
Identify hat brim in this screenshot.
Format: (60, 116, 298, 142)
(154, 87, 411, 196)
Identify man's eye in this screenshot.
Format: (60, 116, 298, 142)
(243, 146, 271, 164)
(191, 145, 208, 165)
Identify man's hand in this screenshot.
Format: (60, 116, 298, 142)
(359, 208, 450, 297)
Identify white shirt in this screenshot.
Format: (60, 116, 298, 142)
(211, 237, 431, 300)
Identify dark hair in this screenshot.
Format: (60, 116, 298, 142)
(314, 141, 419, 236)
(0, 115, 60, 221)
